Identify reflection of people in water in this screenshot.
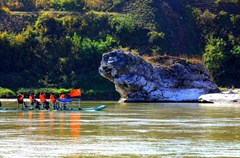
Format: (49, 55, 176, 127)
(70, 113, 81, 137)
(39, 112, 45, 135)
(18, 112, 81, 137)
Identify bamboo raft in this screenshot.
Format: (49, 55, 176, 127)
(0, 105, 106, 112)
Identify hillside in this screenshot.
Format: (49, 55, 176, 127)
(0, 0, 240, 97)
(0, 0, 206, 54)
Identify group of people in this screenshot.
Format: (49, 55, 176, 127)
(17, 92, 68, 110)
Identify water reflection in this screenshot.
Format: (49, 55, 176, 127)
(49, 112, 54, 135)
(70, 113, 81, 137)
(0, 101, 240, 157)
(17, 112, 81, 138)
(39, 112, 45, 135)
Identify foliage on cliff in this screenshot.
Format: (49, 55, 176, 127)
(0, 0, 240, 95)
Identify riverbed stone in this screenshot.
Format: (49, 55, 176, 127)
(99, 49, 219, 102)
(199, 89, 240, 103)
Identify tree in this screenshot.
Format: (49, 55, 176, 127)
(110, 14, 136, 33)
(53, 0, 84, 11)
(203, 37, 226, 79)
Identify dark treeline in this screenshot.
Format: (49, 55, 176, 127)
(0, 0, 240, 98)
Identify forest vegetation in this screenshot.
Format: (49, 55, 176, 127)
(0, 0, 239, 98)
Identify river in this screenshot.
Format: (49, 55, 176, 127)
(0, 101, 240, 157)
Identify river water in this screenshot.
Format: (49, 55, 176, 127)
(0, 101, 240, 157)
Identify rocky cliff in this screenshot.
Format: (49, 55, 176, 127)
(99, 50, 219, 102)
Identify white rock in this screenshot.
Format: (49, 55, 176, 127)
(99, 50, 219, 102)
(199, 93, 240, 103)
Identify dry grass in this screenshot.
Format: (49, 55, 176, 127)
(143, 54, 203, 67)
(116, 47, 140, 55)
(0, 6, 11, 13)
(178, 54, 203, 64)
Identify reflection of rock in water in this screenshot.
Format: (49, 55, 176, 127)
(99, 49, 219, 102)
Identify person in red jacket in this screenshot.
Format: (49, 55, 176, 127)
(17, 92, 25, 109)
(39, 92, 49, 110)
(29, 93, 37, 107)
(59, 93, 66, 99)
(50, 93, 58, 110)
(59, 93, 68, 110)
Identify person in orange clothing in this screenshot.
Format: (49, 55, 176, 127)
(59, 93, 66, 99)
(59, 93, 68, 110)
(29, 93, 37, 107)
(17, 92, 25, 109)
(39, 92, 49, 110)
(50, 93, 58, 110)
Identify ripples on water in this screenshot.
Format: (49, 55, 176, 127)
(0, 101, 240, 157)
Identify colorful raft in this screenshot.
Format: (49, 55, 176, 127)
(0, 105, 106, 112)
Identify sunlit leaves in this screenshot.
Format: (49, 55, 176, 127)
(204, 37, 226, 72)
(110, 14, 136, 33)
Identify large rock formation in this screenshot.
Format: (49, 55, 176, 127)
(99, 50, 219, 102)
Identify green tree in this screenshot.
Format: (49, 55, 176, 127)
(203, 37, 226, 79)
(110, 14, 136, 33)
(231, 45, 240, 59)
(35, 13, 65, 37)
(52, 0, 83, 11)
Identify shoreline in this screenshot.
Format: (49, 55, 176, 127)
(0, 98, 203, 103)
(0, 98, 118, 102)
(0, 98, 48, 102)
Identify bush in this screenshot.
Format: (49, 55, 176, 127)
(231, 45, 240, 58)
(16, 88, 71, 98)
(0, 87, 16, 98)
(203, 37, 226, 74)
(110, 14, 136, 33)
(52, 0, 83, 11)
(148, 31, 165, 43)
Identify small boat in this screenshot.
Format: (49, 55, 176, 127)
(0, 105, 106, 112)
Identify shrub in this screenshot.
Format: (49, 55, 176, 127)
(148, 31, 165, 43)
(0, 87, 16, 98)
(16, 88, 72, 98)
(203, 37, 226, 73)
(110, 14, 136, 33)
(53, 0, 83, 11)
